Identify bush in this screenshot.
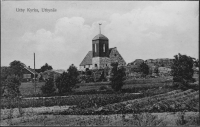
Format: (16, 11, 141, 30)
(171, 53, 195, 89)
(110, 63, 126, 91)
(140, 62, 149, 77)
(2, 75, 21, 98)
(56, 64, 79, 94)
(41, 78, 56, 95)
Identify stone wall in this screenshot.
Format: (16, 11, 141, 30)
(99, 57, 111, 69)
(109, 48, 126, 66)
(92, 57, 111, 69)
(79, 64, 93, 71)
(92, 57, 100, 69)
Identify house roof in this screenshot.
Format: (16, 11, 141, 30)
(80, 51, 93, 66)
(24, 66, 38, 74)
(92, 34, 108, 41)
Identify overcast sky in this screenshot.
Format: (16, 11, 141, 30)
(1, 1, 199, 70)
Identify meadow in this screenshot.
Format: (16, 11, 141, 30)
(19, 77, 173, 97)
(1, 76, 199, 126)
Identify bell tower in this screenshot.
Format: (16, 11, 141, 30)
(92, 24, 110, 69)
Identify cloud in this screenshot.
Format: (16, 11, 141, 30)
(21, 17, 100, 69)
(104, 1, 198, 62)
(20, 2, 198, 69)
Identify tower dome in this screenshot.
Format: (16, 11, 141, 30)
(92, 34, 108, 41)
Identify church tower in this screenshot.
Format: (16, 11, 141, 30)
(92, 24, 111, 69)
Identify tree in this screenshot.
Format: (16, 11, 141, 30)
(140, 62, 149, 77)
(153, 66, 159, 75)
(86, 68, 92, 75)
(171, 53, 195, 89)
(41, 78, 56, 95)
(9, 60, 26, 79)
(55, 64, 79, 94)
(67, 64, 79, 86)
(1, 66, 12, 81)
(1, 61, 25, 97)
(2, 75, 21, 97)
(110, 62, 126, 91)
(40, 63, 53, 72)
(194, 59, 199, 67)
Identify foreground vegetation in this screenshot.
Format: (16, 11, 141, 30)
(1, 86, 176, 109)
(1, 55, 199, 126)
(45, 89, 199, 115)
(1, 112, 199, 126)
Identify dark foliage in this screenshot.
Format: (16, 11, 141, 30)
(153, 66, 159, 74)
(41, 78, 56, 95)
(171, 53, 195, 89)
(1, 60, 25, 97)
(2, 75, 21, 98)
(194, 59, 199, 67)
(9, 60, 26, 79)
(110, 62, 126, 91)
(140, 62, 149, 76)
(40, 63, 53, 72)
(56, 64, 79, 94)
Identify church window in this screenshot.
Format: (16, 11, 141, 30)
(103, 44, 105, 52)
(114, 54, 117, 56)
(95, 64, 97, 67)
(94, 44, 96, 52)
(84, 65, 85, 68)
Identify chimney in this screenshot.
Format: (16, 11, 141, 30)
(28, 66, 30, 68)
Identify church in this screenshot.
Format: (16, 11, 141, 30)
(79, 24, 126, 71)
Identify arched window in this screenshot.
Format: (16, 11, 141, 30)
(103, 44, 105, 52)
(94, 44, 97, 52)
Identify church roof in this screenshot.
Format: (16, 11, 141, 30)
(80, 51, 93, 66)
(92, 34, 108, 41)
(80, 48, 116, 66)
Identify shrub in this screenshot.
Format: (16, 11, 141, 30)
(140, 62, 149, 77)
(110, 63, 126, 91)
(41, 78, 56, 95)
(56, 64, 79, 94)
(171, 53, 195, 89)
(3, 75, 21, 98)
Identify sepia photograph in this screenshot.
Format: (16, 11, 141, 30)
(1, 1, 199, 126)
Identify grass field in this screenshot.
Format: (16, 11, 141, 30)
(20, 77, 173, 97)
(2, 76, 199, 126)
(1, 88, 199, 126)
(20, 82, 45, 96)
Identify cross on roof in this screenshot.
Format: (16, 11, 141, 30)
(99, 23, 102, 34)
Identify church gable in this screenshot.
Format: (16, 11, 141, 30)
(80, 51, 92, 66)
(109, 47, 126, 66)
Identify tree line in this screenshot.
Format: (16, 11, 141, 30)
(1, 53, 199, 97)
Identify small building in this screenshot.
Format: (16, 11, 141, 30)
(22, 66, 38, 82)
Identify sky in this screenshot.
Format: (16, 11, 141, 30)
(1, 1, 199, 70)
